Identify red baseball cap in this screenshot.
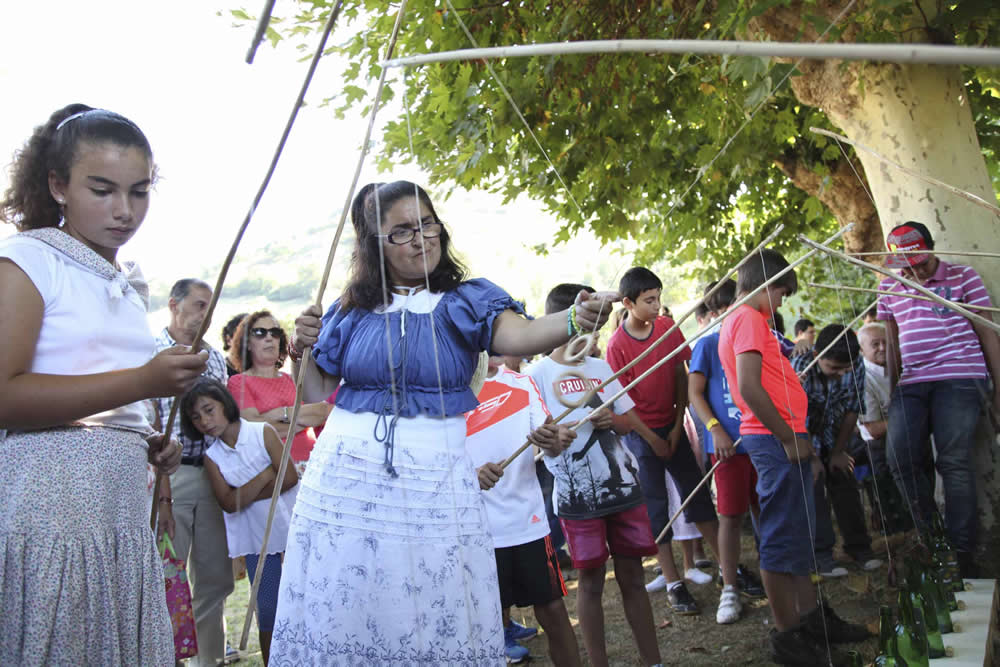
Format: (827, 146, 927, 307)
(885, 222, 933, 268)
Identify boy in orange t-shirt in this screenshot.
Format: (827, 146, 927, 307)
(718, 249, 869, 665)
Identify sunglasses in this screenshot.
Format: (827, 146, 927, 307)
(250, 327, 283, 339)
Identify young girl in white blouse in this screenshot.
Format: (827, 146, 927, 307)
(180, 380, 298, 665)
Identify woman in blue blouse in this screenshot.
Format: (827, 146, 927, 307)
(270, 181, 613, 665)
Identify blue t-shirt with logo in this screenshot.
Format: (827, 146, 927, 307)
(689, 332, 744, 454)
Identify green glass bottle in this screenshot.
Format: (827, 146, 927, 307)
(875, 605, 908, 666)
(905, 578, 946, 659)
(848, 650, 863, 667)
(930, 511, 963, 593)
(896, 590, 930, 667)
(931, 552, 960, 612)
(920, 563, 954, 633)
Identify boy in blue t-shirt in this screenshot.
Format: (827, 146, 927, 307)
(688, 279, 764, 626)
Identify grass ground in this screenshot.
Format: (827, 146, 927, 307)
(221, 533, 901, 666)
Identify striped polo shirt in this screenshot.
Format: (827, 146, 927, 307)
(876, 260, 992, 385)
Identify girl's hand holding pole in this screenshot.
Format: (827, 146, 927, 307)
(143, 347, 209, 397)
(147, 434, 183, 475)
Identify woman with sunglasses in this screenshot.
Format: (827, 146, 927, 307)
(226, 311, 331, 474)
(270, 181, 617, 665)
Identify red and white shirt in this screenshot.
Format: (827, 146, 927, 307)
(465, 367, 551, 549)
(877, 261, 992, 385)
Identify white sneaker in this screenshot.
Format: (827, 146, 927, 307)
(716, 586, 742, 624)
(861, 558, 882, 571)
(685, 568, 713, 585)
(645, 574, 667, 592)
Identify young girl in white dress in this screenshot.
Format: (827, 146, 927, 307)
(180, 379, 299, 665)
(0, 104, 207, 665)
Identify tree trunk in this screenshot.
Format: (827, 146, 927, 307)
(822, 63, 1000, 575)
(753, 2, 1000, 573)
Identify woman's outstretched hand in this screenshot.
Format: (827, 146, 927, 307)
(574, 290, 620, 332)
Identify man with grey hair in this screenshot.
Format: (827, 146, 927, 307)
(152, 278, 232, 666)
(856, 322, 911, 535)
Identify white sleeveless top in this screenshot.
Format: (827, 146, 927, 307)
(0, 235, 154, 433)
(204, 419, 298, 557)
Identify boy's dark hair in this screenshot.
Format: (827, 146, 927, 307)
(340, 181, 467, 311)
(1, 104, 155, 231)
(179, 379, 241, 442)
(794, 318, 814, 336)
(816, 324, 860, 364)
(694, 302, 710, 321)
(545, 283, 594, 315)
(619, 267, 662, 303)
(737, 248, 798, 297)
(704, 278, 736, 314)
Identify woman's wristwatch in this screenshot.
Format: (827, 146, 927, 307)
(288, 337, 303, 362)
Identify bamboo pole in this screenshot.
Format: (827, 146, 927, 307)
(148, 3, 342, 534)
(500, 222, 788, 470)
(799, 236, 1000, 336)
(381, 40, 1000, 70)
(238, 1, 409, 650)
(849, 250, 1000, 260)
(808, 282, 1000, 314)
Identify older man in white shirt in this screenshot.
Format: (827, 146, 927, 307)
(856, 323, 911, 535)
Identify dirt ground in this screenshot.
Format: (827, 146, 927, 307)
(223, 532, 903, 666)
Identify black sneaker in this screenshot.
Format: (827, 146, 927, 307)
(768, 627, 830, 666)
(666, 582, 700, 616)
(800, 603, 871, 644)
(716, 564, 767, 599)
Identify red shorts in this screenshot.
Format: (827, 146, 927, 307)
(560, 504, 658, 570)
(711, 453, 759, 516)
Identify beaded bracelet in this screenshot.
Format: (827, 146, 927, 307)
(567, 305, 576, 337)
(288, 336, 303, 362)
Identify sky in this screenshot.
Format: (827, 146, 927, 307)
(0, 1, 652, 301)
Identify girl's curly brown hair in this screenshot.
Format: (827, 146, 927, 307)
(1, 103, 155, 230)
(228, 310, 289, 373)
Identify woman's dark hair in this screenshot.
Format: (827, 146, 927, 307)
(340, 181, 467, 311)
(1, 104, 155, 230)
(180, 379, 241, 442)
(222, 312, 248, 352)
(228, 310, 288, 373)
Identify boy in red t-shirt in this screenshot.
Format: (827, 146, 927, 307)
(606, 267, 721, 617)
(718, 249, 868, 665)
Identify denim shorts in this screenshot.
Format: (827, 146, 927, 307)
(741, 433, 815, 575)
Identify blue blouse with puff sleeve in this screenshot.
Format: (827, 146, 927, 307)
(313, 278, 525, 418)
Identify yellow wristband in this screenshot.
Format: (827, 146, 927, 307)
(705, 417, 720, 431)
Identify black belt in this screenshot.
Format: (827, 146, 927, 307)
(181, 456, 204, 467)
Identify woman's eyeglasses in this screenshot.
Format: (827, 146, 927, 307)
(250, 327, 283, 339)
(378, 221, 443, 245)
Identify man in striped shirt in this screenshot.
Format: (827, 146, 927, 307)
(878, 221, 1000, 574)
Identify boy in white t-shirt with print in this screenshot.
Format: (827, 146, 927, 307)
(467, 355, 582, 666)
(528, 284, 663, 667)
